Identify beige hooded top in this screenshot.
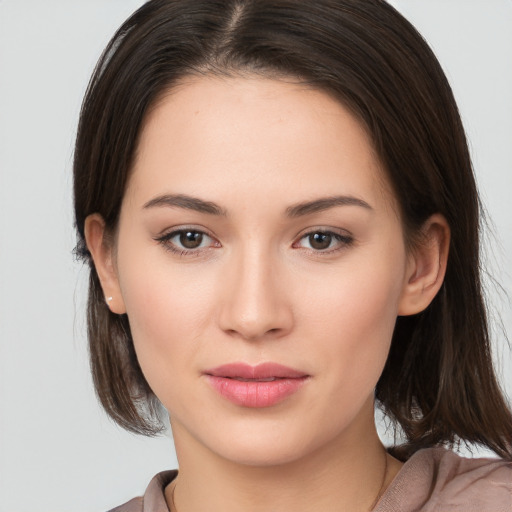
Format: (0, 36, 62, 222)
(108, 448, 512, 512)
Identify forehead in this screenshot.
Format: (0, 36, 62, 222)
(128, 75, 395, 214)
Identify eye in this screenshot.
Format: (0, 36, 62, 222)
(175, 230, 207, 249)
(155, 228, 219, 254)
(294, 230, 353, 252)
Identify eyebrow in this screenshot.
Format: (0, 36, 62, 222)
(142, 193, 372, 217)
(285, 196, 373, 217)
(143, 194, 228, 216)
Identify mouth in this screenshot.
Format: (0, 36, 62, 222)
(223, 377, 282, 382)
(204, 362, 310, 408)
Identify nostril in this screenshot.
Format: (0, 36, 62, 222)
(217, 275, 294, 340)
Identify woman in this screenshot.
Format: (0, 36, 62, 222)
(73, 0, 512, 510)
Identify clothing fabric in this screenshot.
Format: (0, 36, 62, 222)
(107, 447, 512, 512)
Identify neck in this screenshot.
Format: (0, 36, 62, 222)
(166, 414, 401, 512)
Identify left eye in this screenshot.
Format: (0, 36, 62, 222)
(296, 231, 353, 251)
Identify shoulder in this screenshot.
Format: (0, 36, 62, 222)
(107, 470, 177, 512)
(108, 497, 143, 512)
(427, 448, 511, 510)
(375, 448, 512, 512)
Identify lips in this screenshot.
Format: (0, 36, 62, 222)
(204, 362, 309, 408)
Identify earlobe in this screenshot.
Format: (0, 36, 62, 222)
(398, 214, 450, 316)
(84, 214, 126, 314)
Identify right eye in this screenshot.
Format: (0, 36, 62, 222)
(155, 228, 219, 255)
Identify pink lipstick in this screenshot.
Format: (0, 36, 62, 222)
(204, 362, 309, 408)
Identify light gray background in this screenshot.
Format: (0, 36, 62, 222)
(0, 1, 511, 511)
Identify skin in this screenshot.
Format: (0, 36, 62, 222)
(85, 76, 449, 512)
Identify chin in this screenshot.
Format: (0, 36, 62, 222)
(172, 386, 378, 471)
(215, 435, 314, 468)
(201, 413, 353, 469)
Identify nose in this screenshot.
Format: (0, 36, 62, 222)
(217, 245, 294, 341)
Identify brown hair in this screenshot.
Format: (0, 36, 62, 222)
(73, 0, 512, 458)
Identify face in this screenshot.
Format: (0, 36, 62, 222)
(108, 76, 414, 466)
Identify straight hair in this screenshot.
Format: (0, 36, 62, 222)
(73, 0, 512, 459)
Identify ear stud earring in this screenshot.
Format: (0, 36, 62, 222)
(106, 296, 113, 304)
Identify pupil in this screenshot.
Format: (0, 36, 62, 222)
(310, 233, 332, 250)
(180, 231, 203, 249)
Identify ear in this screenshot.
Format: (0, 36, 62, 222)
(84, 214, 126, 314)
(398, 214, 450, 316)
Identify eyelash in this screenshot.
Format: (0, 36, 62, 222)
(154, 227, 219, 257)
(154, 228, 354, 256)
(292, 230, 354, 253)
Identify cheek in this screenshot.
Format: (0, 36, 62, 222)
(299, 248, 406, 398)
(114, 236, 216, 390)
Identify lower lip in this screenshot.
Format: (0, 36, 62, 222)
(206, 376, 309, 408)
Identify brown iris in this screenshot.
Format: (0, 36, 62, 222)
(180, 231, 203, 249)
(309, 232, 332, 250)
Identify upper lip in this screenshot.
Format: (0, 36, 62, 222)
(205, 362, 308, 379)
